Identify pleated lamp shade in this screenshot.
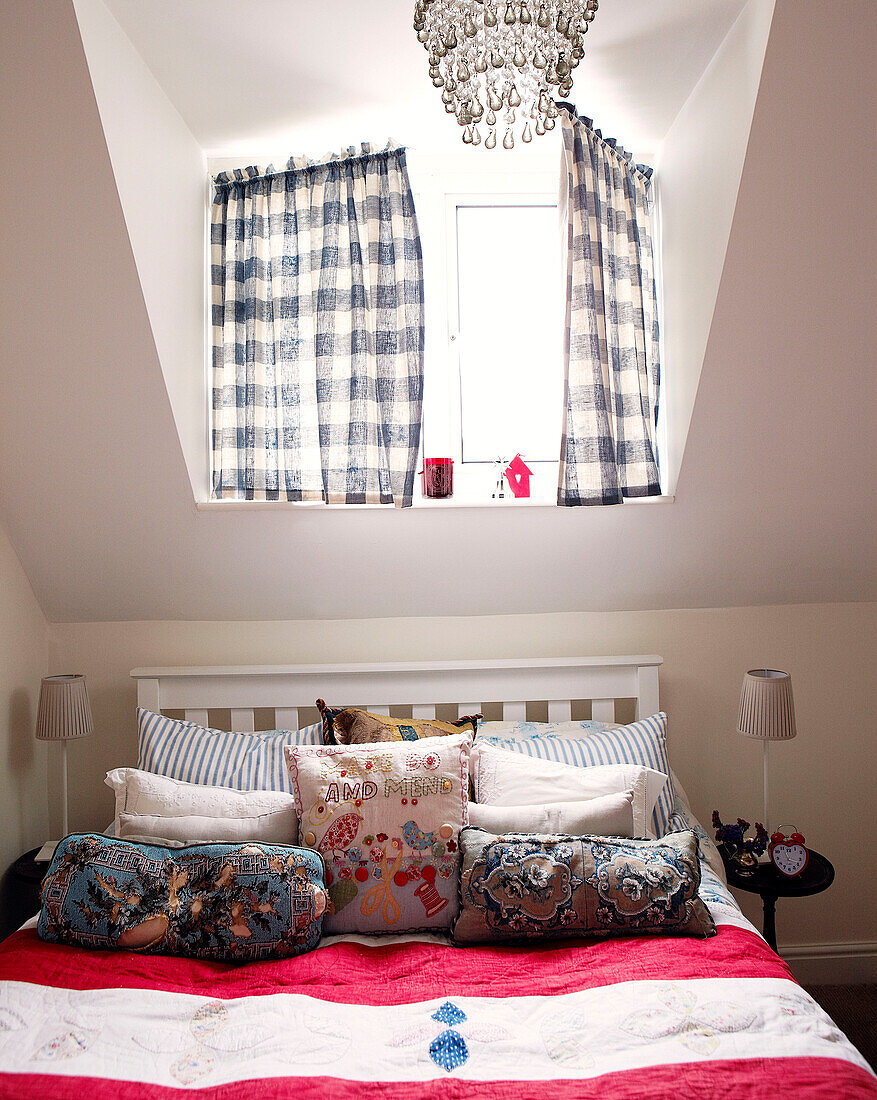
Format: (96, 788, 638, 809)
(737, 669, 796, 742)
(35, 675, 94, 742)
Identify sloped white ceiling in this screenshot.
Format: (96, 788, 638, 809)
(0, 0, 874, 623)
(101, 0, 747, 161)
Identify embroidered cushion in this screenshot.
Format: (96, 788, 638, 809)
(452, 828, 715, 945)
(467, 791, 635, 837)
(137, 708, 321, 792)
(476, 712, 675, 836)
(472, 746, 667, 838)
(317, 700, 479, 745)
(285, 734, 471, 934)
(105, 768, 298, 846)
(38, 834, 328, 960)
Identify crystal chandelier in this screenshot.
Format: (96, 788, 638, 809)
(413, 0, 599, 149)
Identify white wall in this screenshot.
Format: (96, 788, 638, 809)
(655, 0, 774, 493)
(73, 0, 209, 500)
(0, 522, 48, 880)
(49, 602, 876, 973)
(0, 1, 874, 625)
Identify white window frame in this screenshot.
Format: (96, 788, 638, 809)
(200, 150, 671, 510)
(410, 153, 562, 505)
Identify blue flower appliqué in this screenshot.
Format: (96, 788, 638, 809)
(429, 1001, 469, 1072)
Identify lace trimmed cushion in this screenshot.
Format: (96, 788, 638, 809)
(474, 712, 675, 836)
(105, 767, 298, 846)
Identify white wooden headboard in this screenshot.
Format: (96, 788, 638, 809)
(131, 656, 662, 731)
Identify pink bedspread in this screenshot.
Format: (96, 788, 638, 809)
(0, 924, 873, 1098)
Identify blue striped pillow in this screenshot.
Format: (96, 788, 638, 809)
(478, 712, 675, 836)
(137, 708, 321, 792)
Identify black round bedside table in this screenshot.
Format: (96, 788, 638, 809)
(1, 847, 49, 939)
(721, 848, 834, 952)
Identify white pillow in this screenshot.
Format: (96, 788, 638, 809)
(472, 743, 667, 838)
(477, 719, 617, 739)
(467, 790, 635, 837)
(105, 768, 298, 846)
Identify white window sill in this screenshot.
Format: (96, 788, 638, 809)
(195, 495, 674, 512)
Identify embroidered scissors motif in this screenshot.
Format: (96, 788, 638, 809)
(361, 839, 403, 925)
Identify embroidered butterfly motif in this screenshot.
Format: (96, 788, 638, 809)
(621, 985, 756, 1055)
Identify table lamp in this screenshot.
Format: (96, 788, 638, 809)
(736, 668, 796, 834)
(35, 674, 94, 837)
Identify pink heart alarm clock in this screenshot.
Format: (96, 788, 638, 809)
(769, 826, 809, 877)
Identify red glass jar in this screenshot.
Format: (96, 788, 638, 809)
(420, 457, 453, 498)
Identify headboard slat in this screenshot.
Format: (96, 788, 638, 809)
(132, 658, 662, 733)
(230, 708, 255, 732)
(591, 698, 616, 724)
(547, 699, 572, 722)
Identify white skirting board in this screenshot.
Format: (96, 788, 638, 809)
(781, 942, 877, 985)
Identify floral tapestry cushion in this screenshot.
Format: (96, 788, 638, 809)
(452, 827, 715, 945)
(285, 734, 471, 934)
(317, 699, 480, 745)
(37, 834, 328, 960)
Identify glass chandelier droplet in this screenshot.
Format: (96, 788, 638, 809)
(414, 0, 600, 149)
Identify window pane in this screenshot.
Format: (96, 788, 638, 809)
(456, 205, 563, 463)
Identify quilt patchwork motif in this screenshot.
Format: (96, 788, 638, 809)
(453, 828, 716, 943)
(37, 834, 328, 961)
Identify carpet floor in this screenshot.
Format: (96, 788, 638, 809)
(805, 984, 876, 1071)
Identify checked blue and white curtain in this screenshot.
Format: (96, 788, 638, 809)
(558, 109, 661, 506)
(211, 144, 424, 506)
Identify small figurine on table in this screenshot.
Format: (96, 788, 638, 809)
(712, 811, 769, 875)
(491, 457, 508, 499)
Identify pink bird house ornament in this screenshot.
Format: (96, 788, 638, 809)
(504, 454, 533, 498)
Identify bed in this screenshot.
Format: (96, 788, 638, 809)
(0, 656, 873, 1098)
